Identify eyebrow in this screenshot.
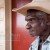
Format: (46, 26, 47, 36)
(25, 17, 32, 21)
(25, 16, 37, 21)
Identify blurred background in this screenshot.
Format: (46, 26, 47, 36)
(0, 0, 5, 50)
(12, 0, 36, 50)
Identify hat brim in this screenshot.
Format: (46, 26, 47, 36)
(12, 1, 50, 16)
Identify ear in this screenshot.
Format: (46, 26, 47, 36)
(47, 14, 50, 25)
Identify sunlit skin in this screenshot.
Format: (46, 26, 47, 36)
(25, 9, 50, 43)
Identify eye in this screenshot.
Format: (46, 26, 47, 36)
(29, 18, 33, 21)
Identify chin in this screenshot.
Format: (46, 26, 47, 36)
(29, 32, 39, 37)
(30, 33, 38, 37)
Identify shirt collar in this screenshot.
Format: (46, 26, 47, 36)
(31, 35, 50, 45)
(46, 35, 50, 42)
(43, 35, 50, 44)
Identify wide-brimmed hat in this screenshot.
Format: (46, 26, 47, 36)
(12, 0, 50, 16)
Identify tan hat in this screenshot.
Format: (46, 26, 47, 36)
(12, 0, 50, 16)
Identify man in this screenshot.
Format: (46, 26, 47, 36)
(26, 9, 50, 50)
(12, 0, 50, 50)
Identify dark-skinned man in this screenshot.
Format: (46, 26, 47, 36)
(12, 0, 50, 50)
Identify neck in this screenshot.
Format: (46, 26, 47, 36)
(39, 28, 49, 43)
(39, 35, 49, 43)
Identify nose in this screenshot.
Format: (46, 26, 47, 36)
(26, 23, 32, 29)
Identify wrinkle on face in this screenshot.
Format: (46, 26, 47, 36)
(25, 9, 49, 37)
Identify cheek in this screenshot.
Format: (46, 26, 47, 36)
(37, 23, 47, 32)
(31, 23, 39, 28)
(31, 23, 41, 31)
(31, 22, 46, 31)
(40, 22, 47, 29)
(41, 22, 45, 27)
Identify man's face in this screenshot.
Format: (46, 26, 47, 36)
(25, 9, 48, 37)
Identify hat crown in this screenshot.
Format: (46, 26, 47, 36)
(32, 0, 50, 2)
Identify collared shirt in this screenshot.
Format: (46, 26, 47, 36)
(29, 35, 50, 50)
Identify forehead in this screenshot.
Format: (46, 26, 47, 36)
(26, 9, 48, 19)
(27, 9, 47, 15)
